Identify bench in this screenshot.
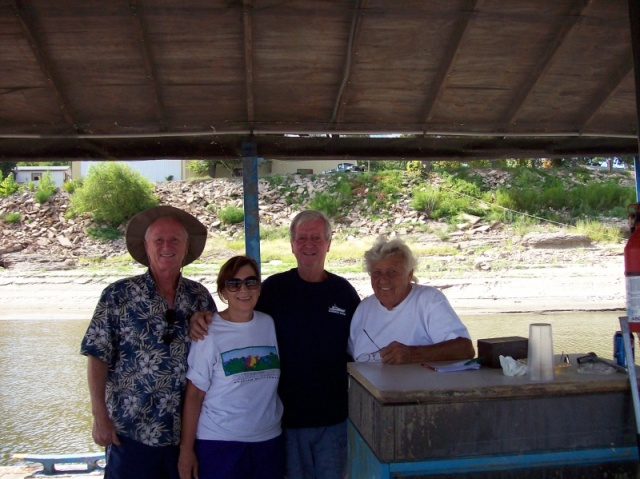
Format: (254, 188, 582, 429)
(12, 452, 105, 475)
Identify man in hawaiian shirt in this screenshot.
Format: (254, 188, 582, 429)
(81, 205, 216, 479)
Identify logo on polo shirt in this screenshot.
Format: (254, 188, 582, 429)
(328, 304, 346, 316)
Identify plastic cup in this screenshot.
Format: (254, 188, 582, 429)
(528, 323, 555, 381)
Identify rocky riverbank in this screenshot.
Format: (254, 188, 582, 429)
(0, 169, 631, 317)
(0, 168, 631, 269)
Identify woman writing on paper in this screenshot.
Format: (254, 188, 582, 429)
(348, 237, 475, 365)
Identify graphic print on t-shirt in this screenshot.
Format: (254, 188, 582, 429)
(221, 346, 280, 377)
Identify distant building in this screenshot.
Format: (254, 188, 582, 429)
(72, 159, 186, 182)
(70, 158, 356, 182)
(269, 159, 354, 176)
(14, 165, 71, 187)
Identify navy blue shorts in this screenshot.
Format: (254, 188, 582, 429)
(105, 435, 179, 479)
(195, 434, 285, 479)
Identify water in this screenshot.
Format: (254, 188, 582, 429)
(461, 311, 627, 357)
(0, 311, 630, 466)
(0, 320, 102, 466)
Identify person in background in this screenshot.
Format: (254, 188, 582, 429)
(190, 210, 361, 479)
(178, 256, 284, 479)
(348, 236, 474, 365)
(81, 205, 216, 479)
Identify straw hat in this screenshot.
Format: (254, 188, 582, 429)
(125, 205, 207, 267)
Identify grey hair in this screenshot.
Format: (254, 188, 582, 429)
(289, 210, 332, 241)
(364, 236, 419, 282)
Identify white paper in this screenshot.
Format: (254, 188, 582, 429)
(428, 360, 482, 373)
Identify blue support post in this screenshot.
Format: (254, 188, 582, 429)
(242, 140, 261, 270)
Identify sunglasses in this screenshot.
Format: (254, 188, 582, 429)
(356, 329, 383, 362)
(225, 276, 261, 292)
(162, 309, 176, 345)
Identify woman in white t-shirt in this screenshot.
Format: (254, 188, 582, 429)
(348, 237, 475, 365)
(179, 256, 284, 479)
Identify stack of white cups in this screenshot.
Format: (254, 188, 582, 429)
(528, 323, 555, 381)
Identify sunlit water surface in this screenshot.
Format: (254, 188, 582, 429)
(0, 312, 630, 465)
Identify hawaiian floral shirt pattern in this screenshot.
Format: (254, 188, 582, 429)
(80, 270, 216, 447)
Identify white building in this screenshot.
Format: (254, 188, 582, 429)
(14, 165, 71, 187)
(71, 158, 355, 182)
(75, 159, 186, 182)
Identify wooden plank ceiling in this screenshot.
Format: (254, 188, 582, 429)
(0, 0, 638, 162)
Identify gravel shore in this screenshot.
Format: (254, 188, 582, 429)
(0, 259, 626, 321)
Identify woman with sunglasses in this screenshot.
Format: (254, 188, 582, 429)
(178, 256, 284, 479)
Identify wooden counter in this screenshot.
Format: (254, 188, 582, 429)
(347, 357, 639, 478)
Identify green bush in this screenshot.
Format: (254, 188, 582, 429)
(87, 226, 122, 241)
(570, 181, 635, 214)
(34, 188, 53, 203)
(428, 194, 472, 220)
(368, 160, 407, 172)
(63, 178, 82, 193)
(260, 225, 289, 241)
(69, 162, 158, 226)
(406, 160, 427, 176)
(205, 203, 216, 213)
(0, 173, 19, 197)
(4, 211, 20, 223)
(187, 160, 210, 176)
(218, 206, 244, 224)
(308, 192, 341, 217)
(333, 176, 354, 197)
(39, 171, 56, 192)
(412, 173, 490, 220)
(375, 171, 404, 198)
(492, 170, 635, 224)
(264, 173, 285, 187)
(33, 171, 56, 204)
(510, 167, 547, 188)
(575, 219, 624, 243)
(410, 187, 438, 213)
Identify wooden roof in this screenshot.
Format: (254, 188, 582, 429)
(1, 0, 638, 161)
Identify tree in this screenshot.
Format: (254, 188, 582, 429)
(0, 161, 17, 179)
(18, 160, 70, 166)
(69, 162, 158, 226)
(187, 159, 244, 178)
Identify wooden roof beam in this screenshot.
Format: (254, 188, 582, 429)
(505, 2, 590, 125)
(330, 0, 363, 128)
(243, 0, 255, 128)
(129, 1, 167, 131)
(11, 0, 77, 130)
(421, 0, 481, 128)
(579, 57, 633, 129)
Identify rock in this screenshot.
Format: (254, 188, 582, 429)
(521, 233, 592, 249)
(0, 243, 26, 254)
(474, 260, 491, 271)
(0, 171, 625, 271)
(56, 236, 73, 247)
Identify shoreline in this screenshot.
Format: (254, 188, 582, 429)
(0, 262, 627, 320)
(0, 466, 102, 479)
